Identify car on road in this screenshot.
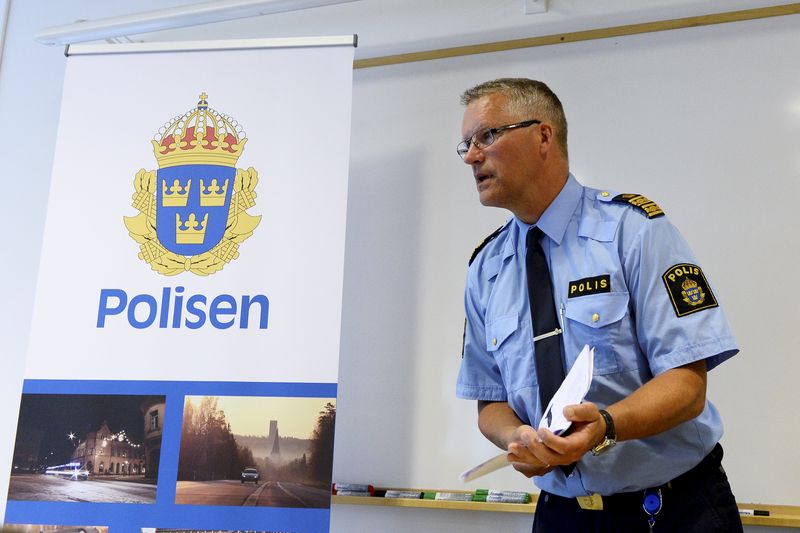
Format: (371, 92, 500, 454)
(45, 463, 90, 481)
(241, 467, 260, 484)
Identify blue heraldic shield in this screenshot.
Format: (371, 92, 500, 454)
(157, 164, 235, 256)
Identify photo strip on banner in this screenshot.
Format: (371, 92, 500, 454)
(5, 36, 355, 533)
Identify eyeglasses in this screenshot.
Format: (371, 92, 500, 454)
(457, 119, 541, 160)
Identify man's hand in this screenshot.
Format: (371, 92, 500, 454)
(477, 401, 552, 477)
(506, 425, 553, 477)
(524, 402, 606, 466)
(514, 362, 708, 468)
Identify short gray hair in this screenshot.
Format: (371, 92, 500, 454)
(460, 78, 568, 159)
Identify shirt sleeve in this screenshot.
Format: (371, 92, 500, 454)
(620, 212, 738, 375)
(456, 266, 508, 401)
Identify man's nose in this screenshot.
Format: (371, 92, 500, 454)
(463, 143, 484, 165)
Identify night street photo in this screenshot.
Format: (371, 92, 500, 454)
(9, 393, 165, 504)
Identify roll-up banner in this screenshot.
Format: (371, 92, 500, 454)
(5, 36, 356, 533)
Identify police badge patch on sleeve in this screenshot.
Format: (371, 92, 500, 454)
(662, 263, 719, 317)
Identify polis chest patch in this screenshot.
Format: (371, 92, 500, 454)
(662, 263, 718, 317)
(568, 275, 610, 298)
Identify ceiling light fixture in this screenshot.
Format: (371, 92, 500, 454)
(36, 0, 360, 45)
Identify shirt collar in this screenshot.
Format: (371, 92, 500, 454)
(513, 173, 581, 246)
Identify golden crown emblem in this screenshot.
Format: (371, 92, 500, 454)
(152, 92, 247, 168)
(681, 278, 698, 291)
(125, 92, 261, 276)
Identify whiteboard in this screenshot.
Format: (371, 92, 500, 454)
(332, 12, 800, 508)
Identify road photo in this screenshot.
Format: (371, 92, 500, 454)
(175, 395, 335, 508)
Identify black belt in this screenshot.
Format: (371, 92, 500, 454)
(549, 443, 723, 512)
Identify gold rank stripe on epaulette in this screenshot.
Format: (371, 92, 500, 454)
(611, 193, 665, 219)
(468, 225, 504, 266)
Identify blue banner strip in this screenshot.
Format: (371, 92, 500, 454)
(5, 501, 330, 532)
(7, 379, 337, 532)
(21, 380, 338, 397)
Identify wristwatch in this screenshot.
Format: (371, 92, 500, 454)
(591, 409, 617, 456)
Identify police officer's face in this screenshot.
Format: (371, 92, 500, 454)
(461, 93, 542, 215)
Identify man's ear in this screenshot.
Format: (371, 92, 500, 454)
(538, 123, 554, 153)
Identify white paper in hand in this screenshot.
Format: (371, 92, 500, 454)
(459, 452, 508, 483)
(539, 345, 594, 435)
(459, 345, 595, 484)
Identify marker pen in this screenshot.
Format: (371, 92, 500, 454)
(739, 509, 770, 516)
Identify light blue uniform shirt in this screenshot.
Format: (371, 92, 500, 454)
(457, 174, 738, 497)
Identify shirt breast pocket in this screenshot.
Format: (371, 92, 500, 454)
(485, 313, 534, 393)
(485, 314, 518, 353)
(564, 292, 630, 375)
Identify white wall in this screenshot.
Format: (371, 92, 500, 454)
(330, 15, 800, 531)
(1, 1, 798, 531)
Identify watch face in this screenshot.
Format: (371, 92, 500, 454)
(592, 438, 616, 456)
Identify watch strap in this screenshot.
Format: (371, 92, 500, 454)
(591, 409, 617, 456)
(598, 409, 615, 441)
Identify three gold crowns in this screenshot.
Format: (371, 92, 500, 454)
(164, 178, 229, 244)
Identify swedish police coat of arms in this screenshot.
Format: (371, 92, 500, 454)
(124, 94, 261, 276)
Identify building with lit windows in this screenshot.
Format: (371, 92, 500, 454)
(70, 422, 145, 476)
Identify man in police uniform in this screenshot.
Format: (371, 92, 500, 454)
(455, 78, 742, 532)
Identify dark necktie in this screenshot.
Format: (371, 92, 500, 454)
(525, 227, 566, 413)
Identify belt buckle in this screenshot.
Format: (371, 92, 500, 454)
(576, 493, 604, 511)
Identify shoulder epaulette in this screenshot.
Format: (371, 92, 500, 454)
(610, 193, 665, 219)
(468, 225, 504, 266)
